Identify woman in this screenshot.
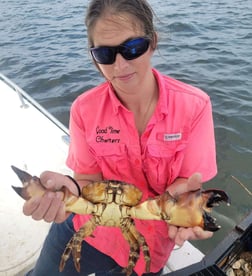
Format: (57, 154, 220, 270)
(24, 0, 217, 275)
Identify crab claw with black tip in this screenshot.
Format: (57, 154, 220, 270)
(204, 189, 230, 208)
(131, 188, 230, 232)
(203, 212, 220, 232)
(11, 165, 33, 185)
(199, 189, 230, 231)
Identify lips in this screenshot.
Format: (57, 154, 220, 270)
(116, 72, 135, 81)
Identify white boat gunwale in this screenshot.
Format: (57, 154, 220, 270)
(0, 73, 69, 137)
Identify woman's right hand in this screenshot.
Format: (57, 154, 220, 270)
(23, 171, 79, 223)
(167, 173, 213, 246)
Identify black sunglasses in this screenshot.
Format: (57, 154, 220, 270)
(90, 37, 150, 65)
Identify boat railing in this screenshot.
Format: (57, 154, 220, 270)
(0, 73, 69, 142)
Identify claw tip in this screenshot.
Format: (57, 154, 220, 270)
(12, 185, 25, 199)
(11, 165, 32, 184)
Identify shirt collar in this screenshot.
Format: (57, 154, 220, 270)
(107, 82, 124, 115)
(152, 68, 169, 122)
(107, 68, 169, 118)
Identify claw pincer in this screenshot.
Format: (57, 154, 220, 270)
(11, 165, 46, 199)
(201, 189, 230, 231)
(11, 166, 230, 275)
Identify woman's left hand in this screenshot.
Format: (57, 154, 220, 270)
(167, 173, 213, 246)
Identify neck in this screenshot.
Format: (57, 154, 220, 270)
(118, 72, 157, 111)
(111, 70, 158, 134)
(123, 75, 158, 135)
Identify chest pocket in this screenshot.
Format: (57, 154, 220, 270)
(143, 141, 187, 194)
(89, 143, 128, 179)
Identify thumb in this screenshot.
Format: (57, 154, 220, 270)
(40, 171, 79, 195)
(187, 173, 202, 191)
(168, 173, 202, 197)
(40, 171, 65, 190)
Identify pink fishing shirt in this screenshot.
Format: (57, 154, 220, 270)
(66, 68, 217, 275)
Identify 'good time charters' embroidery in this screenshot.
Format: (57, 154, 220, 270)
(96, 126, 120, 143)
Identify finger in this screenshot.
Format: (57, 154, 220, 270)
(177, 227, 213, 243)
(168, 226, 188, 247)
(23, 197, 41, 216)
(40, 171, 65, 190)
(30, 192, 56, 221)
(191, 226, 213, 240)
(174, 227, 188, 246)
(187, 173, 202, 191)
(54, 203, 71, 224)
(168, 225, 179, 240)
(40, 171, 78, 195)
(43, 192, 65, 223)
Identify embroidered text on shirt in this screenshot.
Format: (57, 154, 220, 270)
(96, 126, 121, 143)
(96, 126, 120, 134)
(96, 136, 120, 143)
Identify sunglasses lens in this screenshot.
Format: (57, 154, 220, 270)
(91, 47, 115, 65)
(90, 37, 150, 64)
(121, 37, 150, 60)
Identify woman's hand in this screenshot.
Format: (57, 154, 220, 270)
(167, 173, 213, 246)
(23, 171, 79, 223)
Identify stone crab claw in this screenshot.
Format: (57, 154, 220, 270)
(11, 165, 94, 215)
(130, 188, 230, 232)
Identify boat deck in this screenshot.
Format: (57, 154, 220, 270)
(0, 74, 70, 276)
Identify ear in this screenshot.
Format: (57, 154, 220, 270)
(151, 32, 158, 50)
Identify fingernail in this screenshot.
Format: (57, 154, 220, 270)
(45, 179, 53, 188)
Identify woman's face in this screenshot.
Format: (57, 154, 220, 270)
(91, 13, 155, 94)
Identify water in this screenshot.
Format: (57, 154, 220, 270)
(0, 0, 251, 255)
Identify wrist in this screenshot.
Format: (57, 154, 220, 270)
(65, 175, 81, 197)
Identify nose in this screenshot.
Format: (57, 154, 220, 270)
(114, 53, 129, 70)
